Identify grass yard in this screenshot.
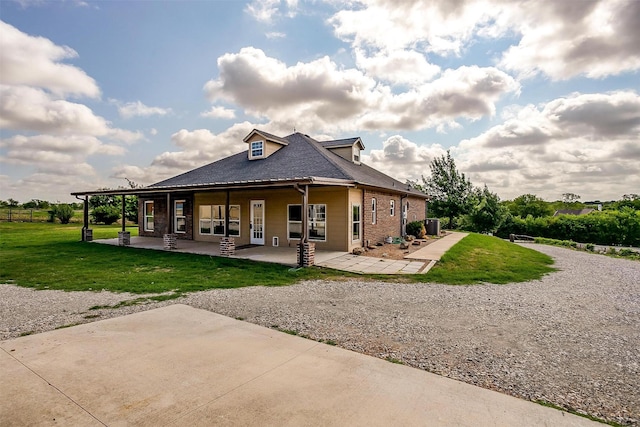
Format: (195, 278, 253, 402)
(420, 233, 556, 284)
(0, 223, 556, 293)
(0, 222, 351, 294)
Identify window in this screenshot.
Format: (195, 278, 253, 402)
(309, 204, 326, 241)
(352, 204, 361, 241)
(390, 200, 395, 217)
(371, 197, 377, 224)
(174, 200, 186, 233)
(250, 140, 264, 158)
(288, 204, 326, 241)
(144, 201, 154, 231)
(200, 205, 240, 236)
(228, 205, 240, 236)
(199, 205, 212, 235)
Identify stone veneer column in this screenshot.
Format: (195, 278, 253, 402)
(163, 233, 177, 250)
(118, 231, 131, 246)
(82, 228, 93, 242)
(220, 237, 235, 256)
(297, 242, 316, 267)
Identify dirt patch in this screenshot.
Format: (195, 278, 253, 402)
(360, 233, 449, 260)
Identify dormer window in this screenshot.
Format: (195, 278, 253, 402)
(250, 140, 264, 158)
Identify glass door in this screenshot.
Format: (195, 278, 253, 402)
(250, 200, 265, 245)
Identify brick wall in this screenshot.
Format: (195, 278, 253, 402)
(362, 190, 427, 245)
(363, 190, 401, 245)
(138, 195, 193, 240)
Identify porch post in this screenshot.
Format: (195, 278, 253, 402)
(163, 193, 176, 250)
(220, 189, 235, 256)
(297, 184, 315, 267)
(118, 194, 130, 246)
(121, 195, 126, 232)
(82, 196, 92, 241)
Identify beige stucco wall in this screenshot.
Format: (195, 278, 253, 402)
(194, 186, 353, 251)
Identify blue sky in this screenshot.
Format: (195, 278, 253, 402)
(1, 0, 639, 203)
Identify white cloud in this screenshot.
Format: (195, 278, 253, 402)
(0, 85, 109, 135)
(363, 135, 448, 182)
(266, 31, 286, 39)
(245, 0, 298, 23)
(359, 91, 640, 200)
(498, 0, 640, 80)
(455, 91, 640, 199)
(204, 47, 518, 133)
(116, 100, 172, 119)
(354, 48, 440, 85)
(328, 0, 640, 80)
(200, 106, 236, 119)
(0, 20, 100, 98)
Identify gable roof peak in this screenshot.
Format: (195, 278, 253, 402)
(243, 128, 288, 146)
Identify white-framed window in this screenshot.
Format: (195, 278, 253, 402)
(352, 203, 361, 241)
(199, 205, 212, 235)
(287, 204, 327, 241)
(371, 197, 377, 224)
(144, 201, 154, 232)
(250, 140, 264, 158)
(174, 200, 186, 233)
(199, 205, 240, 236)
(390, 199, 395, 217)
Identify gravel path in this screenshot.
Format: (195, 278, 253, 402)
(1, 245, 638, 425)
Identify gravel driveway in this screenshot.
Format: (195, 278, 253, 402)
(1, 245, 638, 425)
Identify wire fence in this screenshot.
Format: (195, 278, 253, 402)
(0, 209, 83, 223)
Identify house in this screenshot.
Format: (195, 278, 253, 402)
(72, 129, 428, 266)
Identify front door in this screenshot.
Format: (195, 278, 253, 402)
(250, 200, 265, 245)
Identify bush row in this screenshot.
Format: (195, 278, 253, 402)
(495, 208, 640, 246)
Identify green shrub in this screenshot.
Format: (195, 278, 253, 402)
(497, 209, 640, 246)
(91, 205, 121, 225)
(407, 221, 426, 238)
(51, 204, 74, 224)
(585, 243, 595, 251)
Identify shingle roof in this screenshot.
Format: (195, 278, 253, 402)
(150, 132, 426, 197)
(319, 137, 363, 149)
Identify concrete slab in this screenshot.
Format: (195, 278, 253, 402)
(405, 232, 469, 261)
(0, 305, 600, 426)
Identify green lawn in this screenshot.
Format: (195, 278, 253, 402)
(0, 223, 556, 294)
(420, 233, 556, 284)
(0, 222, 350, 294)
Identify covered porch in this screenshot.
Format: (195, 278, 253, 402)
(93, 236, 348, 267)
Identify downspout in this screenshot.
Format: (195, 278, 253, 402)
(166, 193, 171, 235)
(225, 190, 230, 237)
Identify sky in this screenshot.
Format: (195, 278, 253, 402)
(1, 0, 639, 203)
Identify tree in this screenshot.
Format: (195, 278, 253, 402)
(51, 204, 74, 224)
(508, 194, 553, 218)
(464, 185, 508, 233)
(421, 151, 474, 229)
(7, 198, 19, 208)
(562, 192, 581, 203)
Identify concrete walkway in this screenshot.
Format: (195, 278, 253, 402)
(405, 231, 469, 261)
(0, 305, 598, 426)
(317, 232, 469, 274)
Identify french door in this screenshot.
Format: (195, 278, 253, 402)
(250, 200, 265, 245)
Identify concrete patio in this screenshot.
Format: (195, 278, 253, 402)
(94, 232, 469, 275)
